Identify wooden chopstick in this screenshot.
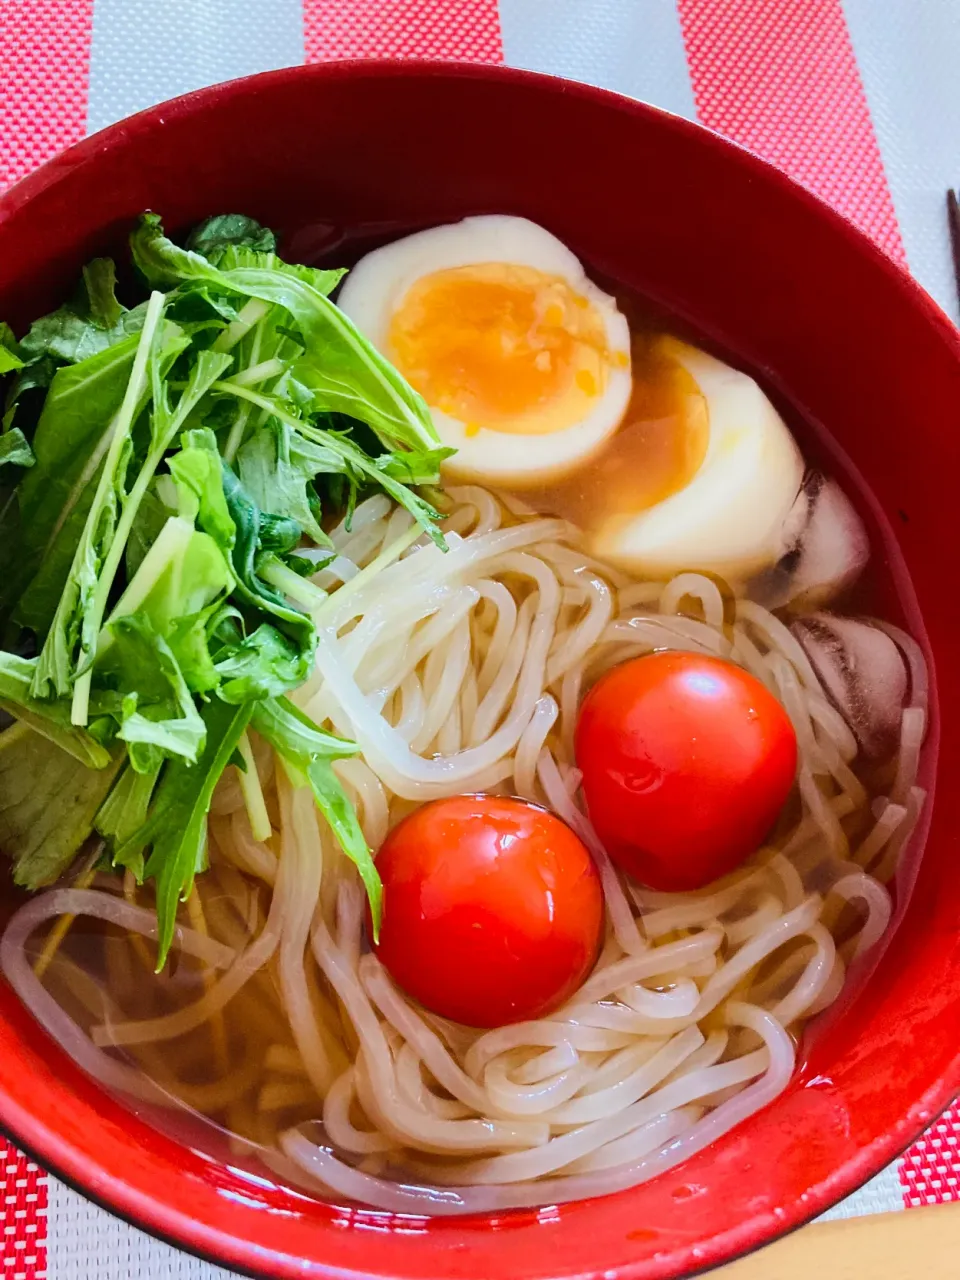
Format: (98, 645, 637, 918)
(718, 1202, 960, 1279)
(946, 189, 960, 311)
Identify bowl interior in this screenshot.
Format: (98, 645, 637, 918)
(1, 61, 960, 1280)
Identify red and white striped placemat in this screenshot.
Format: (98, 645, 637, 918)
(2, 2, 960, 1276)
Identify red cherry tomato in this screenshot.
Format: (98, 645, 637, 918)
(372, 795, 603, 1028)
(575, 651, 797, 891)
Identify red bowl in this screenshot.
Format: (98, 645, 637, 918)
(0, 60, 958, 1280)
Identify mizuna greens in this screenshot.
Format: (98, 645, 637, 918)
(0, 213, 451, 966)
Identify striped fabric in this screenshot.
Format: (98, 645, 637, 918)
(1, 1, 960, 1276)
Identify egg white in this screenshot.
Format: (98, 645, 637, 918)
(591, 339, 804, 581)
(337, 216, 632, 486)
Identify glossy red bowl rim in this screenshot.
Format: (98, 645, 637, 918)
(0, 57, 958, 1280)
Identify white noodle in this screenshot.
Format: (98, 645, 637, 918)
(5, 484, 928, 1215)
(0, 891, 235, 1104)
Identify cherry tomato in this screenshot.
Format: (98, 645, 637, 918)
(575, 651, 797, 891)
(372, 795, 603, 1028)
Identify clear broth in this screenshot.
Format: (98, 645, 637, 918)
(4, 253, 934, 1211)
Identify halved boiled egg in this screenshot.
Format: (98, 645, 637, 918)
(337, 216, 632, 485)
(591, 338, 804, 581)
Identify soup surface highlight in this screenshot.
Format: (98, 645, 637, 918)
(0, 213, 928, 1217)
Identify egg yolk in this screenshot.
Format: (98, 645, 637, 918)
(517, 335, 709, 528)
(387, 263, 623, 436)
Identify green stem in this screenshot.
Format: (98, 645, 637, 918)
(214, 380, 309, 432)
(222, 321, 264, 465)
(227, 357, 286, 388)
(279, 756, 310, 791)
(260, 558, 328, 611)
(70, 292, 165, 726)
(237, 730, 272, 842)
(212, 298, 269, 353)
(316, 523, 421, 617)
(86, 448, 178, 653)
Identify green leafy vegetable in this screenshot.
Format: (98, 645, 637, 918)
(0, 209, 455, 964)
(15, 259, 147, 372)
(226, 266, 436, 451)
(215, 381, 447, 548)
(4, 330, 148, 637)
(124, 696, 254, 967)
(252, 691, 357, 762)
(213, 620, 309, 703)
(31, 292, 169, 708)
(108, 512, 234, 695)
(0, 324, 24, 375)
(0, 429, 34, 470)
(0, 722, 122, 888)
(135, 214, 344, 299)
(237, 417, 337, 545)
(215, 245, 347, 297)
(131, 213, 437, 452)
(0, 651, 111, 767)
(219, 463, 316, 666)
(251, 696, 382, 934)
(125, 484, 172, 579)
(95, 614, 207, 772)
(186, 213, 277, 262)
(95, 760, 161, 878)
(167, 426, 235, 552)
(65, 347, 231, 715)
(376, 444, 458, 486)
